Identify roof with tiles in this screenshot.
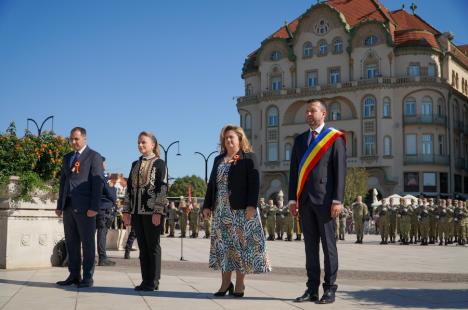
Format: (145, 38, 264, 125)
(243, 0, 466, 75)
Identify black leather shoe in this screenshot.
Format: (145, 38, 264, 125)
(124, 250, 130, 259)
(214, 282, 233, 296)
(56, 275, 81, 286)
(294, 289, 319, 302)
(319, 284, 337, 304)
(135, 285, 157, 291)
(78, 279, 94, 288)
(233, 284, 245, 297)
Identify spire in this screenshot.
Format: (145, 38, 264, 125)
(410, 2, 417, 15)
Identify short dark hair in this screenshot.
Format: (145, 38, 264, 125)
(306, 99, 327, 112)
(70, 127, 87, 136)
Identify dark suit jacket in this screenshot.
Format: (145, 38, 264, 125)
(100, 176, 117, 211)
(56, 146, 104, 213)
(203, 151, 259, 211)
(288, 125, 346, 208)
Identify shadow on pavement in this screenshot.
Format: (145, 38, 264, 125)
(341, 288, 468, 309)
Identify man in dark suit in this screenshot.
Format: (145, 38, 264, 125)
(288, 99, 346, 304)
(96, 157, 117, 266)
(55, 127, 104, 288)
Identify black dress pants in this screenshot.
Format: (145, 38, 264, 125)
(132, 214, 162, 289)
(63, 203, 96, 280)
(300, 200, 338, 291)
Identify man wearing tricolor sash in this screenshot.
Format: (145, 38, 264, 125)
(288, 99, 346, 304)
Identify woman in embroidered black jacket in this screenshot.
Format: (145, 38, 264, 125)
(123, 131, 168, 291)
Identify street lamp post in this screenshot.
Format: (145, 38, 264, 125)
(159, 141, 181, 180)
(194, 151, 218, 183)
(27, 116, 54, 136)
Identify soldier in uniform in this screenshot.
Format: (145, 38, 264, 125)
(258, 198, 268, 236)
(178, 196, 189, 238)
(463, 200, 468, 246)
(447, 199, 455, 244)
(375, 198, 390, 244)
(283, 203, 294, 241)
(338, 206, 349, 241)
(352, 196, 368, 244)
(266, 199, 277, 241)
(167, 201, 178, 237)
(397, 198, 412, 245)
(293, 213, 302, 241)
(418, 200, 431, 245)
(203, 211, 212, 239)
(410, 199, 419, 244)
(436, 199, 449, 246)
(428, 198, 437, 244)
(388, 199, 398, 243)
(275, 200, 285, 240)
(189, 198, 200, 238)
(454, 200, 467, 245)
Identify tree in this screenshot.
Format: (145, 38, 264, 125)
(168, 175, 207, 198)
(344, 167, 369, 207)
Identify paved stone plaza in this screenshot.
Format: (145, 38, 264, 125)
(1, 234, 467, 309)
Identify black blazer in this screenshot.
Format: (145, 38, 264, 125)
(288, 125, 346, 208)
(56, 146, 104, 213)
(203, 151, 259, 211)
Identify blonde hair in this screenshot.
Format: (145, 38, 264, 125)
(138, 131, 160, 158)
(219, 124, 253, 154)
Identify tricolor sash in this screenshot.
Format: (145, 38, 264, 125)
(296, 127, 345, 203)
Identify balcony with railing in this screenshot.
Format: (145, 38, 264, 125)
(237, 76, 443, 106)
(404, 154, 449, 166)
(403, 114, 446, 126)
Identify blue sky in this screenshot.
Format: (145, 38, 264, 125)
(1, 0, 467, 179)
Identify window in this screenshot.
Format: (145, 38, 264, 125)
(318, 40, 328, 56)
(405, 134, 417, 155)
(303, 42, 313, 58)
(284, 143, 292, 161)
(363, 135, 376, 156)
(421, 96, 432, 116)
(455, 174, 462, 193)
(423, 172, 436, 192)
(422, 134, 433, 155)
(437, 98, 444, 117)
(440, 173, 448, 193)
(438, 135, 445, 155)
(270, 51, 282, 61)
(366, 64, 378, 79)
(364, 35, 378, 46)
(404, 97, 416, 116)
(315, 20, 329, 34)
(333, 38, 343, 54)
(245, 84, 253, 96)
(363, 96, 376, 118)
(404, 172, 419, 192)
(329, 102, 341, 121)
(267, 143, 278, 161)
(244, 113, 252, 141)
(329, 68, 340, 84)
(383, 136, 392, 156)
(267, 106, 279, 127)
(271, 76, 282, 91)
(408, 63, 420, 76)
(307, 71, 318, 88)
(428, 63, 436, 77)
(383, 97, 391, 118)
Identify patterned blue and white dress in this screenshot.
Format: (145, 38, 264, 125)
(209, 161, 271, 274)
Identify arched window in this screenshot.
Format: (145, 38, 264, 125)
(318, 39, 328, 56)
(329, 102, 341, 120)
(284, 143, 292, 161)
(364, 35, 378, 46)
(421, 96, 433, 117)
(364, 52, 379, 79)
(363, 96, 376, 118)
(303, 41, 313, 58)
(266, 106, 279, 161)
(244, 113, 252, 141)
(404, 97, 416, 116)
(333, 37, 343, 54)
(383, 97, 391, 118)
(437, 98, 445, 117)
(245, 83, 253, 96)
(270, 51, 282, 61)
(384, 136, 392, 156)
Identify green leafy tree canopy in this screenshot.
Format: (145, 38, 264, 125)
(168, 175, 207, 198)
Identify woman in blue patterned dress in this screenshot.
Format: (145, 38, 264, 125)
(203, 125, 271, 298)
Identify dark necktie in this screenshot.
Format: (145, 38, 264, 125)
(308, 130, 318, 146)
(70, 152, 80, 168)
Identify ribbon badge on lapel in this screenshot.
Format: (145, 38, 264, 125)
(72, 160, 81, 174)
(230, 154, 240, 165)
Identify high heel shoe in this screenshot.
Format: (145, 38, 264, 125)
(233, 285, 245, 298)
(214, 282, 234, 296)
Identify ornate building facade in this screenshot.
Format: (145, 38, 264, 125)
(236, 0, 468, 199)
